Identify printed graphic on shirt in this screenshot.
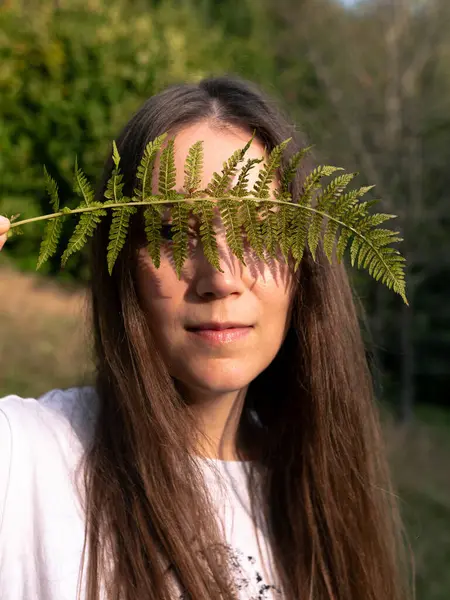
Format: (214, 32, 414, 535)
(176, 543, 282, 600)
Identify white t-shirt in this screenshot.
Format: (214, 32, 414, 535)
(0, 387, 282, 599)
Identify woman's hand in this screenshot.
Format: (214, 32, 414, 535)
(0, 216, 11, 251)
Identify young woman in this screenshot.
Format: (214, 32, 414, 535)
(0, 75, 412, 600)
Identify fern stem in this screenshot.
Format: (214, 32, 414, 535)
(7, 197, 394, 265)
(4, 196, 346, 227)
(7, 197, 385, 248)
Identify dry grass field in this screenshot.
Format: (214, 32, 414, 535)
(0, 264, 94, 398)
(0, 263, 449, 599)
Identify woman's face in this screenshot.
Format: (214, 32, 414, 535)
(135, 121, 296, 401)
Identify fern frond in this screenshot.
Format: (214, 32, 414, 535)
(43, 166, 60, 211)
(112, 140, 120, 168)
(144, 202, 163, 269)
(37, 168, 65, 270)
(104, 142, 125, 203)
(289, 165, 343, 267)
(331, 186, 375, 227)
(240, 198, 264, 259)
(333, 194, 379, 261)
(308, 172, 357, 260)
(218, 198, 245, 264)
(11, 133, 409, 304)
(290, 205, 311, 269)
(230, 157, 263, 198)
(61, 202, 107, 266)
(102, 143, 137, 273)
(170, 199, 191, 278)
(281, 145, 313, 193)
(159, 138, 177, 198)
(192, 199, 222, 271)
(184, 140, 204, 197)
(349, 226, 407, 303)
(6, 214, 24, 239)
(274, 203, 292, 262)
(6, 228, 24, 239)
(74, 158, 95, 207)
(205, 134, 255, 197)
(259, 205, 280, 257)
(134, 133, 168, 200)
(252, 139, 291, 199)
(107, 201, 137, 275)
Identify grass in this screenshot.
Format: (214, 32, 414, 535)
(0, 262, 449, 599)
(384, 409, 450, 599)
(0, 262, 94, 397)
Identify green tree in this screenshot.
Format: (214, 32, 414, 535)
(0, 0, 278, 281)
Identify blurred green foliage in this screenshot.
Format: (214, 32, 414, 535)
(0, 0, 278, 281)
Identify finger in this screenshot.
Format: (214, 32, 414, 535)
(0, 216, 11, 235)
(0, 233, 7, 250)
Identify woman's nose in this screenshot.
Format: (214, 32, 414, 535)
(193, 236, 247, 300)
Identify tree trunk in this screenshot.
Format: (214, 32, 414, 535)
(399, 283, 415, 423)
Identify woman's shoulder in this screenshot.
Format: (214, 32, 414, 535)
(0, 387, 99, 568)
(0, 386, 99, 511)
(0, 385, 99, 454)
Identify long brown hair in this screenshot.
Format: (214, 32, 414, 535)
(80, 75, 413, 599)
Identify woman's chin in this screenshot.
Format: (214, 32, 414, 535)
(175, 364, 255, 396)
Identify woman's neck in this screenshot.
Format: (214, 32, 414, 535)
(175, 383, 255, 461)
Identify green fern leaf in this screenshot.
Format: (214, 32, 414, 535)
(335, 186, 375, 215)
(205, 150, 244, 197)
(334, 195, 380, 262)
(74, 158, 95, 207)
(322, 183, 369, 262)
(107, 201, 137, 275)
(275, 202, 293, 262)
(206, 134, 255, 198)
(61, 202, 107, 266)
(112, 141, 120, 167)
(104, 144, 125, 204)
(252, 139, 291, 199)
(192, 199, 222, 271)
(184, 140, 204, 197)
(260, 204, 281, 257)
(290, 205, 311, 269)
(289, 165, 342, 266)
(43, 166, 60, 211)
(170, 199, 191, 278)
(37, 168, 65, 269)
(240, 198, 264, 259)
(336, 228, 353, 263)
(134, 133, 168, 200)
(322, 219, 340, 262)
(144, 202, 163, 269)
(348, 221, 406, 303)
(218, 198, 245, 264)
(281, 145, 314, 193)
(358, 213, 397, 233)
(159, 138, 177, 198)
(104, 142, 133, 272)
(6, 222, 24, 239)
(308, 172, 356, 260)
(230, 157, 263, 198)
(302, 165, 343, 203)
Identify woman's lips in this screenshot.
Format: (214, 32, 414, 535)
(187, 326, 252, 344)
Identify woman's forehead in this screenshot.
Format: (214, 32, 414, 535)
(151, 121, 277, 196)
